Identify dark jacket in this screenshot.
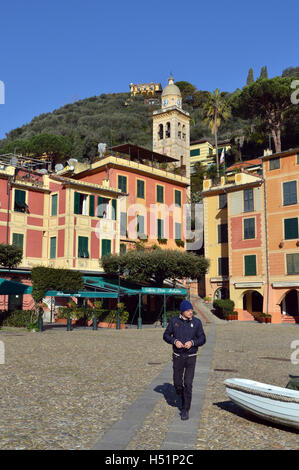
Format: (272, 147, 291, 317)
(163, 315, 206, 356)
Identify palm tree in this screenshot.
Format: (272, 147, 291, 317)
(202, 89, 231, 178)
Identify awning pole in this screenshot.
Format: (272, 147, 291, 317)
(163, 294, 167, 328)
(138, 293, 142, 329)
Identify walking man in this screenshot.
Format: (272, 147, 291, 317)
(163, 300, 206, 420)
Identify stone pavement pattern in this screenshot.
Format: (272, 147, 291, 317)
(0, 321, 299, 450)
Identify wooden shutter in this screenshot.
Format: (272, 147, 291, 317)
(50, 237, 56, 259)
(283, 181, 297, 206)
(89, 195, 95, 217)
(245, 255, 256, 275)
(97, 196, 104, 218)
(284, 218, 298, 240)
(74, 192, 81, 214)
(175, 190, 181, 207)
(157, 185, 164, 203)
(12, 233, 24, 251)
(51, 194, 58, 216)
(112, 199, 117, 220)
(157, 219, 164, 238)
(102, 239, 111, 257)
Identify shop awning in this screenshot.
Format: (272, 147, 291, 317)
(0, 278, 32, 295)
(44, 290, 118, 298)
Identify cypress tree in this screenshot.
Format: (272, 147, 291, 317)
(246, 68, 254, 85)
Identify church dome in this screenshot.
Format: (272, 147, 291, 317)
(161, 76, 181, 98)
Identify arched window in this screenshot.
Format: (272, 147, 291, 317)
(158, 124, 163, 140)
(166, 122, 171, 138)
(178, 122, 181, 139)
(182, 125, 186, 141)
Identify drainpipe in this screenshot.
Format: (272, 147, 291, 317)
(262, 176, 270, 315)
(6, 177, 12, 244)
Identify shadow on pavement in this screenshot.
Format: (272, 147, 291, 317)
(154, 383, 179, 408)
(214, 400, 299, 434)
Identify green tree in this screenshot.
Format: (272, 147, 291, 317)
(246, 68, 254, 85)
(259, 66, 268, 79)
(101, 250, 209, 287)
(0, 244, 23, 270)
(201, 89, 231, 178)
(282, 66, 299, 78)
(232, 76, 293, 153)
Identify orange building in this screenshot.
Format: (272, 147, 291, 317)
(202, 148, 299, 324)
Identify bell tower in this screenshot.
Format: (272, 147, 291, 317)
(152, 76, 190, 180)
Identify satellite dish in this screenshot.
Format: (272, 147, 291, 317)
(55, 164, 64, 173)
(98, 143, 107, 158)
(39, 169, 48, 174)
(67, 158, 78, 171)
(10, 156, 18, 167)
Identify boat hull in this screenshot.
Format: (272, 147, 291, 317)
(225, 378, 299, 430)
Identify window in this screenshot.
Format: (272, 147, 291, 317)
(111, 199, 117, 220)
(218, 224, 228, 243)
(137, 215, 145, 237)
(101, 239, 111, 257)
(120, 243, 127, 254)
(283, 181, 297, 206)
(74, 192, 88, 215)
(78, 236, 89, 258)
(286, 253, 299, 274)
(244, 255, 256, 276)
(190, 148, 200, 157)
(156, 185, 164, 203)
(120, 212, 127, 236)
(269, 157, 280, 170)
(50, 237, 57, 259)
(137, 180, 145, 198)
(175, 222, 181, 240)
(12, 233, 24, 252)
(158, 124, 163, 140)
(157, 219, 164, 238)
(284, 218, 299, 240)
(166, 122, 171, 138)
(97, 196, 109, 218)
(89, 195, 95, 217)
(14, 189, 27, 213)
(218, 257, 229, 276)
(118, 175, 127, 193)
(174, 190, 181, 207)
(51, 194, 58, 216)
(244, 188, 254, 212)
(219, 193, 227, 209)
(244, 218, 255, 239)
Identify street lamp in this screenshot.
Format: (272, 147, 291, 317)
(116, 264, 121, 329)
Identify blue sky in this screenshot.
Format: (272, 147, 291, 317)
(0, 0, 298, 139)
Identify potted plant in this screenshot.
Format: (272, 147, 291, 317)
(98, 303, 129, 329)
(203, 296, 211, 304)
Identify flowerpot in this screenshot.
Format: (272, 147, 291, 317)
(260, 317, 266, 323)
(54, 318, 76, 325)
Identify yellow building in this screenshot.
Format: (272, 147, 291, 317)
(190, 138, 231, 173)
(130, 82, 162, 97)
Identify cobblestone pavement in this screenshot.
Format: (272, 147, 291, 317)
(0, 322, 299, 450)
(196, 323, 299, 450)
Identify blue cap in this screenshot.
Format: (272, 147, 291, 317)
(180, 300, 193, 313)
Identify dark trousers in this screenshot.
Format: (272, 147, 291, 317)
(172, 354, 196, 411)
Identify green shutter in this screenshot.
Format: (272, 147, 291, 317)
(97, 196, 103, 218)
(157, 219, 164, 238)
(157, 185, 164, 203)
(51, 194, 58, 216)
(137, 215, 144, 235)
(284, 218, 298, 240)
(102, 239, 111, 257)
(74, 192, 81, 214)
(78, 236, 89, 258)
(244, 218, 255, 239)
(137, 180, 144, 198)
(175, 190, 181, 207)
(283, 181, 297, 206)
(245, 255, 256, 276)
(50, 237, 57, 259)
(89, 195, 95, 217)
(286, 253, 299, 274)
(12, 233, 24, 251)
(118, 175, 127, 193)
(14, 189, 26, 212)
(112, 199, 117, 220)
(175, 223, 181, 240)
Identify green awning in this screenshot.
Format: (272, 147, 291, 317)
(0, 278, 32, 295)
(44, 290, 118, 298)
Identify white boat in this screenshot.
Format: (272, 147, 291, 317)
(224, 378, 299, 430)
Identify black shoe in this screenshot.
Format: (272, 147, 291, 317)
(181, 410, 189, 420)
